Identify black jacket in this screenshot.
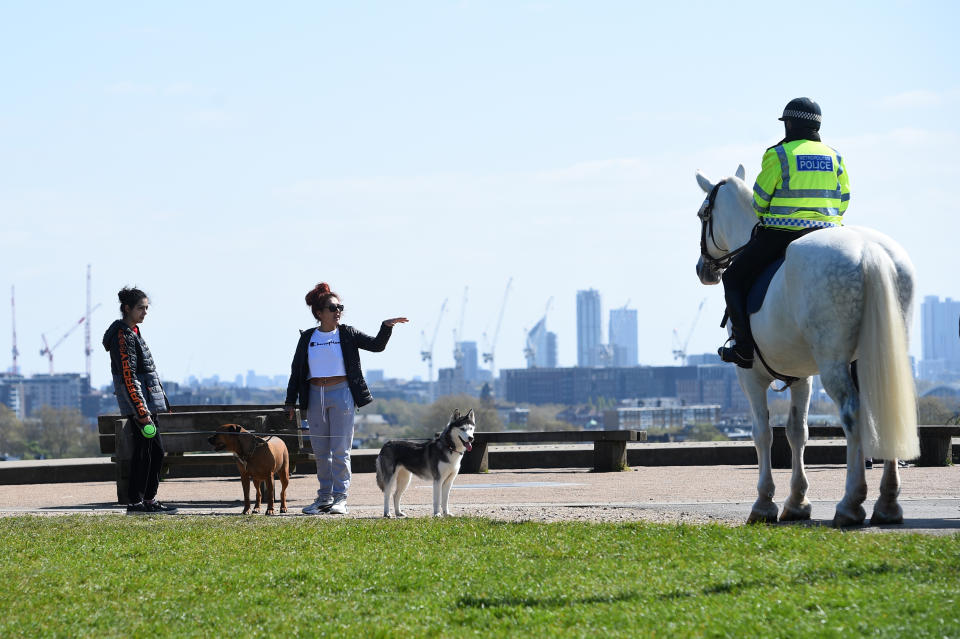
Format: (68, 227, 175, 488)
(102, 320, 169, 418)
(284, 323, 393, 410)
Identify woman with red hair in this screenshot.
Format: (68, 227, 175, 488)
(284, 282, 407, 515)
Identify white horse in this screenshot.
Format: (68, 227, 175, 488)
(694, 166, 919, 527)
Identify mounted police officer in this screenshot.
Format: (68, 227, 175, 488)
(718, 97, 851, 368)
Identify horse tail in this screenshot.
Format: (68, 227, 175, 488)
(857, 242, 920, 461)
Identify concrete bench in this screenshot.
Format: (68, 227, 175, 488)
(461, 430, 646, 473)
(771, 424, 959, 468)
(98, 405, 307, 503)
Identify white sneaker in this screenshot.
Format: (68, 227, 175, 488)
(328, 498, 348, 515)
(302, 497, 332, 515)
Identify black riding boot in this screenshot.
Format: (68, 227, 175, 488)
(718, 305, 754, 369)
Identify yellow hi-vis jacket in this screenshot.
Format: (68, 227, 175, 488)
(752, 139, 850, 230)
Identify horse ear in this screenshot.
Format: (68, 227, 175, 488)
(735, 164, 746, 180)
(695, 171, 713, 193)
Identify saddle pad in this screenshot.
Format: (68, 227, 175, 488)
(746, 258, 784, 315)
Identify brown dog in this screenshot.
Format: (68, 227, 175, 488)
(208, 424, 289, 515)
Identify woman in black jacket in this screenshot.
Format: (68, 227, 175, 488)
(285, 282, 406, 515)
(102, 287, 177, 515)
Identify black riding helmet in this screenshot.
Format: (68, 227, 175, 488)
(779, 97, 822, 130)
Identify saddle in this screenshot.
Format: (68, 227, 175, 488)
(746, 257, 784, 316)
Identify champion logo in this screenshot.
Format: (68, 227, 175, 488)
(310, 340, 341, 347)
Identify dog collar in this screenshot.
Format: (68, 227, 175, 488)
(236, 436, 270, 466)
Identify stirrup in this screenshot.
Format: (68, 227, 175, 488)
(718, 339, 753, 369)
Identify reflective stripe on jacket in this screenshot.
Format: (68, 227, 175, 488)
(752, 139, 850, 230)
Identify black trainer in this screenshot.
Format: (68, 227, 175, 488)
(144, 500, 179, 514)
(718, 344, 754, 369)
(126, 502, 151, 515)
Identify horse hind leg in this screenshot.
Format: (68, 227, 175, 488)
(870, 460, 904, 525)
(820, 362, 868, 527)
(780, 377, 812, 522)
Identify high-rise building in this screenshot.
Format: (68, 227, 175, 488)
(20, 374, 89, 417)
(525, 318, 558, 368)
(921, 295, 960, 380)
(576, 289, 602, 367)
(609, 308, 638, 367)
(545, 331, 558, 369)
(0, 373, 25, 419)
(457, 341, 479, 382)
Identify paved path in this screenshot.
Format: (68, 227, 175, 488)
(1, 464, 958, 534)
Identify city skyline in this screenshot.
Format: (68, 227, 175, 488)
(6, 280, 960, 389)
(2, 3, 959, 387)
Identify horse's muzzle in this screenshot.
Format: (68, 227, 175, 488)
(696, 256, 722, 285)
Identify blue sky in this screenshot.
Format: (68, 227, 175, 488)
(2, 2, 958, 388)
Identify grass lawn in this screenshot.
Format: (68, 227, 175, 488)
(1, 516, 958, 638)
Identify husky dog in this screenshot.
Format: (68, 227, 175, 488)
(376, 408, 476, 518)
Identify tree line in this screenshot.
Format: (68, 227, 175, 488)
(0, 406, 100, 460)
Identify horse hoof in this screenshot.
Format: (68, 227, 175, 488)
(869, 505, 903, 526)
(779, 503, 812, 522)
(747, 511, 778, 524)
(832, 508, 866, 528)
(747, 502, 779, 524)
(833, 502, 867, 528)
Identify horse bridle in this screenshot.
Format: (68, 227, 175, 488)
(698, 179, 752, 272)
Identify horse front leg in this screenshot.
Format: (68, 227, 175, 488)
(870, 460, 903, 525)
(780, 377, 812, 522)
(741, 371, 778, 524)
(821, 364, 867, 527)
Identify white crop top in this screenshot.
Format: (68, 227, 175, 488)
(307, 328, 347, 378)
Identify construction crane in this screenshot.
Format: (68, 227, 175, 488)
(482, 277, 513, 376)
(672, 297, 707, 365)
(39, 303, 102, 375)
(523, 296, 553, 367)
(84, 264, 94, 383)
(452, 286, 469, 371)
(420, 298, 448, 401)
(10, 286, 19, 375)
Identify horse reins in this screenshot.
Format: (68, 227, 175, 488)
(698, 180, 754, 272)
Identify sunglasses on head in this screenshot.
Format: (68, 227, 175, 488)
(324, 303, 344, 313)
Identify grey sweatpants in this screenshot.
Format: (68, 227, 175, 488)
(306, 382, 355, 500)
